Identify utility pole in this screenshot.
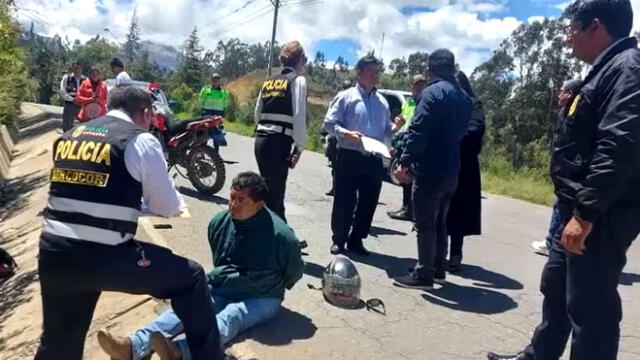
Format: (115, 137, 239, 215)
(267, 0, 280, 77)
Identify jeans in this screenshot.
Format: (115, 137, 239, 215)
(130, 295, 281, 360)
(545, 200, 562, 248)
(411, 174, 458, 280)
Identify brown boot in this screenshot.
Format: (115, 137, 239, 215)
(150, 332, 181, 360)
(97, 329, 133, 360)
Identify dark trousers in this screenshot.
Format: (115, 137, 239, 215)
(412, 174, 458, 280)
(34, 239, 224, 360)
(331, 149, 383, 248)
(254, 133, 293, 222)
(402, 183, 412, 212)
(449, 234, 464, 258)
(62, 101, 79, 132)
(524, 203, 640, 360)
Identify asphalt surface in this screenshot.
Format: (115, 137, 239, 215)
(150, 132, 640, 360)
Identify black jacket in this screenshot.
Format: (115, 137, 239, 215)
(551, 37, 640, 222)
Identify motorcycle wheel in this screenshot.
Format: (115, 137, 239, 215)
(186, 146, 226, 195)
(388, 156, 402, 186)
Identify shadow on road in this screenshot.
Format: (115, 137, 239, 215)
(454, 264, 524, 290)
(620, 272, 640, 286)
(304, 261, 326, 279)
(351, 251, 415, 278)
(178, 186, 229, 205)
(0, 172, 48, 222)
(235, 307, 317, 346)
(0, 269, 39, 351)
(421, 282, 518, 315)
(369, 226, 407, 237)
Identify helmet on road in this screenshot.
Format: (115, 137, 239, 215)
(322, 255, 361, 308)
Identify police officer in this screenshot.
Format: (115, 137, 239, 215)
(199, 73, 230, 116)
(254, 40, 308, 223)
(59, 61, 85, 132)
(489, 1, 640, 359)
(34, 86, 232, 360)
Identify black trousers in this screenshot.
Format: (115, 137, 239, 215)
(412, 174, 458, 280)
(62, 102, 79, 132)
(34, 239, 224, 360)
(524, 203, 640, 360)
(254, 133, 293, 222)
(449, 235, 464, 258)
(402, 183, 412, 212)
(331, 149, 383, 248)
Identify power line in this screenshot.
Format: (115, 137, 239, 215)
(206, 4, 274, 39)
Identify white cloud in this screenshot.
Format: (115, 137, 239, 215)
(13, 0, 522, 74)
(528, 16, 545, 24)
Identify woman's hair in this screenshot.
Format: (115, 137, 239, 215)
(88, 66, 101, 77)
(455, 70, 475, 98)
(279, 41, 306, 67)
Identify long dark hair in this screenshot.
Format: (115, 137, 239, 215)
(455, 71, 475, 98)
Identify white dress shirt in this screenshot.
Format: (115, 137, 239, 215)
(107, 109, 185, 217)
(115, 71, 133, 87)
(60, 73, 83, 102)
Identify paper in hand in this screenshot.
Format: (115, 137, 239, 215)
(361, 135, 391, 158)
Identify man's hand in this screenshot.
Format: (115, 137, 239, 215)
(392, 116, 405, 132)
(393, 165, 414, 184)
(344, 130, 363, 143)
(561, 216, 593, 255)
(289, 150, 301, 169)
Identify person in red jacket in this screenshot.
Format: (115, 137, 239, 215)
(76, 66, 108, 122)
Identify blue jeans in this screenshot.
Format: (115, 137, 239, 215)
(129, 295, 281, 360)
(545, 200, 562, 248)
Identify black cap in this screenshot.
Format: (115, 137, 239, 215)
(110, 57, 124, 68)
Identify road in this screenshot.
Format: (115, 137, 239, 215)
(148, 132, 640, 360)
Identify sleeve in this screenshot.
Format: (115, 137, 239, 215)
(75, 81, 93, 105)
(98, 83, 108, 107)
(399, 88, 438, 170)
(60, 75, 72, 102)
(254, 89, 263, 125)
(125, 133, 185, 217)
(461, 100, 486, 153)
(279, 232, 304, 290)
(199, 87, 207, 107)
(323, 91, 349, 138)
(574, 65, 640, 222)
(292, 77, 307, 152)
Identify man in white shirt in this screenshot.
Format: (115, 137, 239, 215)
(59, 61, 84, 131)
(34, 86, 234, 360)
(111, 57, 133, 87)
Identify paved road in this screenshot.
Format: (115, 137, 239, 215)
(150, 132, 640, 360)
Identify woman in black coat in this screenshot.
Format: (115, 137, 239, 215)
(447, 71, 485, 273)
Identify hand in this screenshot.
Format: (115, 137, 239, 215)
(393, 165, 414, 184)
(344, 130, 363, 143)
(393, 116, 405, 130)
(561, 216, 593, 255)
(289, 150, 301, 169)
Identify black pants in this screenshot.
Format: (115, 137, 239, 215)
(524, 203, 640, 360)
(62, 102, 79, 132)
(402, 183, 412, 212)
(254, 133, 292, 222)
(412, 174, 458, 280)
(449, 235, 464, 258)
(331, 149, 383, 248)
(34, 239, 224, 360)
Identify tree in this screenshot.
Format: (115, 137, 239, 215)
(172, 27, 209, 91)
(212, 38, 249, 79)
(389, 57, 408, 78)
(74, 36, 119, 75)
(123, 10, 141, 69)
(406, 52, 428, 76)
(0, 0, 29, 124)
(313, 51, 326, 68)
(133, 50, 164, 82)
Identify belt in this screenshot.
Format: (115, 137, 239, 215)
(256, 124, 293, 137)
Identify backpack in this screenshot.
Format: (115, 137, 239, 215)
(0, 246, 17, 279)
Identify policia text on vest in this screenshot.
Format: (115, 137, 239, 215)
(51, 138, 112, 187)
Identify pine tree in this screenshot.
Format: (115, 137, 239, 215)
(123, 9, 141, 70)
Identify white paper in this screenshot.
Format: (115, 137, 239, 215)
(361, 136, 391, 159)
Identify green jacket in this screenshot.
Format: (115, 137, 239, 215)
(206, 207, 304, 300)
(400, 99, 416, 132)
(199, 85, 230, 112)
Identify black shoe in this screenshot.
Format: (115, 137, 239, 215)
(298, 240, 308, 249)
(325, 188, 334, 196)
(448, 255, 462, 274)
(347, 244, 370, 256)
(330, 244, 344, 255)
(434, 271, 446, 284)
(487, 351, 532, 360)
(393, 274, 433, 290)
(387, 208, 412, 221)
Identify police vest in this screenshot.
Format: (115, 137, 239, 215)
(256, 69, 297, 138)
(65, 75, 84, 100)
(42, 116, 145, 246)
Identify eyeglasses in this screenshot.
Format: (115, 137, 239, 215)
(365, 298, 386, 315)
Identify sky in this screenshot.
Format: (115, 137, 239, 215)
(12, 0, 640, 74)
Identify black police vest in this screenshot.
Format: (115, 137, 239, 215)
(256, 69, 297, 136)
(65, 75, 84, 99)
(42, 116, 145, 245)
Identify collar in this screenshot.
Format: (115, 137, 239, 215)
(592, 37, 628, 66)
(231, 206, 267, 227)
(106, 109, 133, 123)
(356, 83, 377, 97)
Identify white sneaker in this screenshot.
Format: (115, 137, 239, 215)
(531, 240, 549, 256)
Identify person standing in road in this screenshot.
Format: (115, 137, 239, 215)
(33, 86, 233, 360)
(530, 78, 582, 257)
(199, 73, 230, 117)
(392, 49, 473, 289)
(387, 74, 428, 221)
(111, 57, 133, 87)
(76, 66, 108, 122)
(254, 40, 308, 223)
(59, 61, 85, 132)
(488, 1, 640, 359)
(445, 70, 485, 274)
(324, 55, 402, 256)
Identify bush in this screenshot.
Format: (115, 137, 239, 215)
(0, 2, 29, 125)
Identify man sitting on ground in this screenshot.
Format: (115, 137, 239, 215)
(98, 172, 305, 360)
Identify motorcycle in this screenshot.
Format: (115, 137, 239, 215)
(152, 107, 227, 195)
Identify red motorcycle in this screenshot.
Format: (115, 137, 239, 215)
(152, 108, 226, 195)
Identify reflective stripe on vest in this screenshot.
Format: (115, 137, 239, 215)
(42, 218, 134, 246)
